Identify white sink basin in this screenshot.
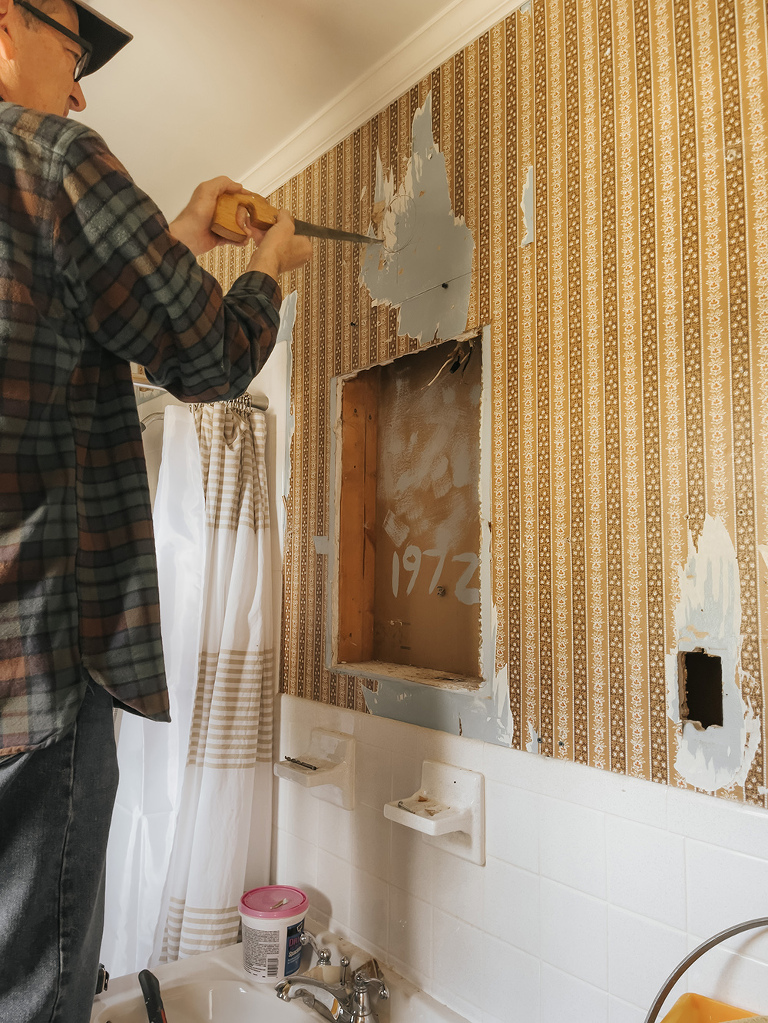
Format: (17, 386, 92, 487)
(91, 934, 468, 1023)
(91, 945, 310, 1023)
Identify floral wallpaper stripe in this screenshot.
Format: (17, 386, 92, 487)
(202, 0, 768, 805)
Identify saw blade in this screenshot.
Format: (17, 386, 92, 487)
(293, 219, 382, 245)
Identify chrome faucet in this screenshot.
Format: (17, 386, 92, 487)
(300, 928, 333, 966)
(276, 959, 389, 1023)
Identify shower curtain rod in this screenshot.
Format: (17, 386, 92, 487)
(140, 392, 270, 432)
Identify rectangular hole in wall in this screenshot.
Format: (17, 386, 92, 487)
(678, 648, 724, 730)
(334, 337, 483, 690)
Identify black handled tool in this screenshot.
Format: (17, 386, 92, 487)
(138, 969, 167, 1023)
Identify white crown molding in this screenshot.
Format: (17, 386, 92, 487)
(241, 0, 529, 198)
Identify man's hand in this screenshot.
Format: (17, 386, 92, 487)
(169, 177, 266, 256)
(169, 179, 313, 278)
(246, 210, 313, 279)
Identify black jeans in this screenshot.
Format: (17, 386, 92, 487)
(0, 682, 119, 1023)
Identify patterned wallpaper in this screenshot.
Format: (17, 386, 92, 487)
(201, 0, 768, 805)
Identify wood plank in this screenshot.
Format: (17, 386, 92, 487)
(337, 371, 379, 661)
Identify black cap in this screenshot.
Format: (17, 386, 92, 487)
(71, 1, 132, 76)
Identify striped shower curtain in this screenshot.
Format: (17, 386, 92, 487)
(155, 397, 275, 961)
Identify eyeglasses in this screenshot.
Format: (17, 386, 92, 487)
(14, 0, 92, 81)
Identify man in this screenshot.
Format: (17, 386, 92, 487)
(0, 2, 312, 1020)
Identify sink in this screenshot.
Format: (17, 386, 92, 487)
(92, 979, 295, 1023)
(91, 930, 469, 1023)
(90, 946, 311, 1023)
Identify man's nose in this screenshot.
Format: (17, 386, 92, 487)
(68, 81, 86, 114)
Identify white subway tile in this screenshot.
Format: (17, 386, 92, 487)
(351, 803, 391, 882)
(356, 743, 393, 810)
(555, 765, 668, 828)
(480, 1012, 509, 1023)
(480, 936, 540, 1022)
(429, 982, 482, 1023)
(485, 781, 540, 873)
(684, 943, 768, 1015)
(608, 996, 647, 1023)
(432, 910, 486, 1014)
(350, 867, 389, 953)
(668, 785, 768, 859)
(482, 740, 531, 786)
(388, 886, 433, 985)
(607, 907, 687, 1010)
(686, 840, 768, 939)
(390, 822, 436, 901)
(316, 848, 351, 930)
(273, 828, 317, 892)
(483, 858, 540, 957)
(317, 799, 353, 862)
(431, 846, 485, 930)
(606, 817, 686, 928)
(391, 752, 422, 803)
(540, 879, 608, 989)
(355, 711, 411, 754)
(541, 963, 609, 1022)
(276, 778, 319, 844)
(539, 796, 606, 898)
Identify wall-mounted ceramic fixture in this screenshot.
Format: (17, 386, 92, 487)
(274, 729, 355, 810)
(384, 760, 485, 864)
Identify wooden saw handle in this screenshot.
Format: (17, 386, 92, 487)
(210, 191, 279, 242)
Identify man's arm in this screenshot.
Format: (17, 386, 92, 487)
(54, 127, 310, 402)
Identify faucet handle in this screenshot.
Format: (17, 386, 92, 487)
(353, 965, 389, 1001)
(340, 955, 351, 986)
(300, 929, 332, 965)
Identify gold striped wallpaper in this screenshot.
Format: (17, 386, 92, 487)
(202, 0, 768, 805)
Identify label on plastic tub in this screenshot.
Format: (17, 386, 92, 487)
(243, 926, 281, 979)
(285, 921, 303, 976)
(239, 885, 308, 982)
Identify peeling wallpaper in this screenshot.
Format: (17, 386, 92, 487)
(201, 0, 768, 806)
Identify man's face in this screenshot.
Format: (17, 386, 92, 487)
(7, 0, 86, 116)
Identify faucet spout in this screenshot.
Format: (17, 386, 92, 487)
(275, 956, 389, 1023)
(276, 977, 345, 1021)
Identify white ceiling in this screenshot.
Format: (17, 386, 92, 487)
(74, 0, 521, 218)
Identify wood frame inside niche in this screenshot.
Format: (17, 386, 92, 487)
(333, 338, 484, 692)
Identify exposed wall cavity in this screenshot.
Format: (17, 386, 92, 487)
(360, 92, 474, 344)
(665, 514, 761, 793)
(350, 326, 511, 745)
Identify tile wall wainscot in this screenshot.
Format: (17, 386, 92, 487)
(272, 694, 768, 1023)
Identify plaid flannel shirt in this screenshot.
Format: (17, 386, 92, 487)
(0, 103, 282, 755)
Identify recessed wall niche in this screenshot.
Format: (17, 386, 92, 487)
(330, 335, 487, 691)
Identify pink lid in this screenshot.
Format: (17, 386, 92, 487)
(239, 885, 309, 919)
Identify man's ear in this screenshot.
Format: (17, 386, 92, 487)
(0, 0, 17, 64)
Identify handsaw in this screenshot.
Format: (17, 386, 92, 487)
(211, 191, 382, 246)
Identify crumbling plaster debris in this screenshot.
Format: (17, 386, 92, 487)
(665, 514, 761, 792)
(360, 92, 474, 344)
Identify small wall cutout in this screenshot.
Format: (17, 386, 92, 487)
(678, 648, 723, 730)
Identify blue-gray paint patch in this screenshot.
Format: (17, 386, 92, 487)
(361, 667, 512, 746)
(278, 291, 298, 503)
(360, 93, 474, 344)
(520, 166, 535, 247)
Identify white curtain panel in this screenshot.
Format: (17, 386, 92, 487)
(156, 400, 274, 962)
(101, 407, 205, 977)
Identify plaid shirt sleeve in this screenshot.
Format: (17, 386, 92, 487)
(0, 106, 282, 755)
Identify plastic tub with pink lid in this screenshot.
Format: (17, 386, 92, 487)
(238, 885, 309, 983)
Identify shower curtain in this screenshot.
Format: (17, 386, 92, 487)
(100, 400, 274, 975)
